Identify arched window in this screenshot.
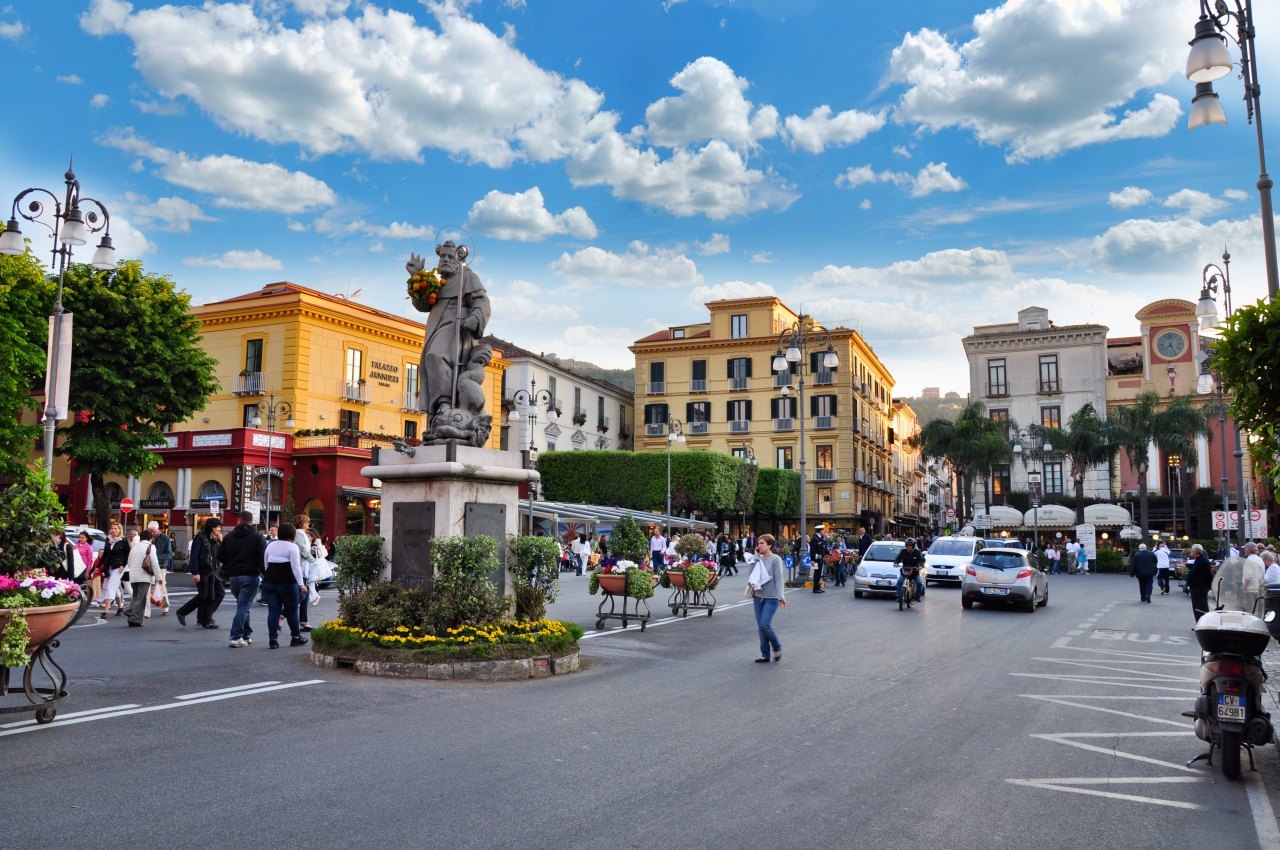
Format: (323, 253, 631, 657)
(105, 482, 126, 504)
(198, 480, 226, 500)
(303, 498, 326, 539)
(147, 481, 174, 503)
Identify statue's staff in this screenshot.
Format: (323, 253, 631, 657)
(449, 258, 464, 412)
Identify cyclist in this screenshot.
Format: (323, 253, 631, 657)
(894, 538, 926, 603)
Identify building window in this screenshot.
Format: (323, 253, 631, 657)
(727, 357, 752, 390)
(989, 409, 1009, 425)
(731, 314, 748, 339)
(672, 328, 685, 339)
(686, 401, 711, 423)
(731, 446, 751, 461)
(776, 446, 793, 469)
(547, 375, 559, 410)
(1043, 461, 1064, 494)
(648, 362, 664, 394)
(404, 420, 418, 440)
(244, 338, 263, 373)
(991, 463, 1011, 506)
(243, 404, 259, 427)
(727, 399, 751, 425)
(547, 441, 557, 451)
(1041, 406, 1061, 429)
(345, 348, 363, 384)
(405, 363, 420, 402)
(339, 409, 360, 446)
(816, 445, 834, 480)
(987, 359, 1007, 397)
(691, 359, 707, 392)
(1039, 355, 1060, 393)
(811, 394, 838, 417)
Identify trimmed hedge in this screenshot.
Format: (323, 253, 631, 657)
(538, 450, 747, 516)
(753, 467, 801, 517)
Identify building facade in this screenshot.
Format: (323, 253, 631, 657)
(890, 400, 929, 535)
(629, 296, 896, 534)
(963, 306, 1110, 511)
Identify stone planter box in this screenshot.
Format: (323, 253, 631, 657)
(310, 650, 581, 680)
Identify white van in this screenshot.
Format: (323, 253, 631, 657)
(925, 536, 985, 585)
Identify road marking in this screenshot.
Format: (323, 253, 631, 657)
(1032, 656, 1196, 667)
(0, 680, 324, 737)
(1031, 731, 1196, 772)
(1048, 638, 1196, 661)
(1031, 658, 1199, 681)
(1006, 777, 1202, 809)
(579, 598, 752, 640)
(1011, 673, 1197, 693)
(1246, 770, 1280, 850)
(0, 703, 141, 728)
(1019, 694, 1194, 726)
(177, 681, 282, 700)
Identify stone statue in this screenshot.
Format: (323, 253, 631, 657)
(406, 240, 493, 447)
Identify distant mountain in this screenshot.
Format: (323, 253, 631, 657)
(899, 394, 969, 426)
(542, 354, 635, 393)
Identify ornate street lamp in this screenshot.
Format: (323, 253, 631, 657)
(1184, 0, 1277, 299)
(773, 316, 838, 571)
(252, 393, 295, 527)
(664, 417, 686, 538)
(0, 161, 116, 475)
(1011, 428, 1053, 551)
(508, 377, 556, 532)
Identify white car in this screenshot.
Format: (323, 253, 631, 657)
(853, 540, 907, 598)
(64, 525, 108, 553)
(924, 536, 984, 586)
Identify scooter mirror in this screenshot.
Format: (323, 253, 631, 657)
(1266, 611, 1276, 624)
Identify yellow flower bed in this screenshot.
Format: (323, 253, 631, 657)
(319, 618, 572, 649)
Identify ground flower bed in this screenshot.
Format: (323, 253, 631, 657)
(310, 617, 584, 665)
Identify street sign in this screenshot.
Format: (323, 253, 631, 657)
(784, 555, 794, 569)
(119, 497, 134, 514)
(973, 513, 992, 529)
(945, 508, 956, 520)
(801, 554, 812, 569)
(1211, 510, 1267, 533)
(209, 499, 220, 515)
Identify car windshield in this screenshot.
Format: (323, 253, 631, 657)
(986, 539, 1024, 550)
(929, 540, 976, 557)
(973, 552, 1026, 570)
(865, 544, 903, 561)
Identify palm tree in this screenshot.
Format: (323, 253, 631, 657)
(910, 402, 1006, 522)
(1029, 403, 1117, 525)
(1109, 391, 1211, 541)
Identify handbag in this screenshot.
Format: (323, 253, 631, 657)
(744, 583, 756, 599)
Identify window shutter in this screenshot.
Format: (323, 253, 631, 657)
(770, 398, 780, 419)
(745, 400, 752, 421)
(810, 394, 818, 416)
(745, 357, 753, 378)
(830, 395, 838, 417)
(726, 359, 734, 379)
(726, 400, 734, 421)
(811, 352, 821, 374)
(686, 402, 697, 421)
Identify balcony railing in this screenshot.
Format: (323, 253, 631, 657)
(596, 416, 610, 432)
(814, 370, 835, 385)
(646, 422, 665, 436)
(773, 373, 791, 388)
(402, 391, 421, 412)
(730, 376, 749, 391)
(773, 417, 794, 432)
(729, 419, 749, 434)
(649, 381, 665, 395)
(1038, 381, 1061, 394)
(985, 382, 1009, 398)
(855, 469, 866, 483)
(341, 380, 371, 404)
(232, 371, 265, 396)
(815, 469, 835, 481)
(690, 379, 707, 393)
(687, 421, 708, 435)
(814, 415, 834, 430)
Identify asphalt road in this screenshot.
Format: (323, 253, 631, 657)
(5, 571, 1279, 850)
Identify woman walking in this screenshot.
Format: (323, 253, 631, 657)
(75, 531, 95, 591)
(262, 522, 308, 649)
(749, 534, 787, 663)
(99, 522, 129, 619)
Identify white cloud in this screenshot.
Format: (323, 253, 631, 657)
(892, 145, 911, 159)
(887, 0, 1186, 161)
(859, 199, 872, 210)
(134, 99, 185, 116)
(749, 251, 775, 264)
(307, 212, 433, 241)
(550, 240, 701, 287)
(1223, 188, 1248, 201)
(124, 194, 218, 233)
(643, 57, 778, 150)
(1108, 185, 1153, 210)
(1163, 188, 1226, 219)
(106, 215, 158, 258)
(1089, 215, 1260, 275)
(56, 74, 83, 85)
(0, 20, 25, 40)
(835, 162, 966, 196)
(289, 0, 350, 16)
(783, 105, 885, 153)
(184, 249, 284, 271)
(467, 187, 597, 242)
(689, 280, 776, 304)
(493, 279, 580, 324)
(90, 93, 110, 109)
(805, 247, 1013, 291)
(694, 232, 730, 256)
(99, 128, 337, 213)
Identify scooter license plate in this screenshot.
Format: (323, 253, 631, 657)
(980, 587, 1008, 596)
(1217, 694, 1246, 721)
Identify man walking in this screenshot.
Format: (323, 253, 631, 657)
(1186, 543, 1214, 622)
(856, 525, 872, 558)
(221, 511, 266, 647)
(176, 517, 224, 629)
(1154, 541, 1172, 595)
(1131, 543, 1158, 603)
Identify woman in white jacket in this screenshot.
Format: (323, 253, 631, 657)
(293, 513, 319, 631)
(124, 529, 161, 627)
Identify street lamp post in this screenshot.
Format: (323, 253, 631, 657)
(773, 316, 838, 577)
(1184, 0, 1277, 299)
(251, 393, 295, 528)
(1168, 455, 1181, 539)
(1012, 429, 1053, 552)
(665, 417, 685, 538)
(507, 377, 556, 534)
(0, 161, 117, 476)
(733, 441, 757, 535)
(1195, 256, 1248, 548)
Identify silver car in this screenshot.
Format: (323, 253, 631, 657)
(961, 547, 1048, 612)
(853, 540, 906, 598)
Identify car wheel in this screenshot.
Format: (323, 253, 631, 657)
(854, 590, 863, 598)
(961, 595, 973, 610)
(1024, 594, 1037, 613)
(1038, 589, 1048, 607)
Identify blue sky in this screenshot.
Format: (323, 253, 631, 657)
(2, 0, 1276, 394)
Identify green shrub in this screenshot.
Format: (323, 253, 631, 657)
(334, 534, 387, 593)
(684, 563, 711, 592)
(425, 535, 511, 630)
(509, 535, 560, 621)
(1095, 549, 1125, 573)
(609, 515, 650, 564)
(338, 581, 430, 634)
(0, 466, 65, 576)
(675, 533, 708, 560)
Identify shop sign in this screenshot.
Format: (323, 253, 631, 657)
(139, 498, 173, 511)
(189, 498, 212, 510)
(231, 465, 254, 512)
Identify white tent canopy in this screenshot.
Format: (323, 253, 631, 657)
(1022, 504, 1076, 528)
(988, 505, 1024, 528)
(1084, 503, 1132, 527)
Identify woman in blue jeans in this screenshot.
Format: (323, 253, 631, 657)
(261, 522, 309, 650)
(750, 534, 788, 663)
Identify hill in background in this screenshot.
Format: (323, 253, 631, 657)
(542, 353, 635, 393)
(899, 392, 968, 426)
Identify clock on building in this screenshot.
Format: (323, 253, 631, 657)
(1154, 330, 1186, 360)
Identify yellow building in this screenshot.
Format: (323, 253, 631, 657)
(891, 399, 929, 535)
(68, 281, 506, 546)
(630, 296, 896, 534)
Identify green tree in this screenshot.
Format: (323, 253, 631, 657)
(752, 467, 800, 517)
(1109, 391, 1210, 541)
(54, 261, 219, 527)
(1029, 403, 1117, 524)
(1212, 297, 1280, 488)
(909, 402, 1006, 521)
(0, 233, 52, 477)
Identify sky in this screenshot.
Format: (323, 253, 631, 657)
(2, 0, 1276, 395)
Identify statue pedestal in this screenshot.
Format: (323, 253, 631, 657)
(361, 445, 539, 594)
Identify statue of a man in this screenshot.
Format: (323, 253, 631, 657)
(406, 241, 493, 446)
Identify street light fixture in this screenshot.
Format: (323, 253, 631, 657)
(1197, 348, 1246, 549)
(773, 315, 838, 572)
(665, 417, 686, 538)
(1011, 429, 1053, 551)
(251, 393, 295, 528)
(507, 377, 556, 533)
(0, 161, 116, 476)
(1183, 0, 1278, 299)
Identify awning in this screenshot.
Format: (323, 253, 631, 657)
(988, 505, 1024, 528)
(1084, 503, 1132, 527)
(1022, 504, 1077, 528)
(340, 486, 381, 500)
(526, 500, 716, 531)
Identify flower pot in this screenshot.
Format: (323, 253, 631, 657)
(0, 601, 80, 652)
(597, 573, 628, 595)
(667, 570, 687, 590)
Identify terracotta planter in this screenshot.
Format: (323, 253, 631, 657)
(0, 601, 80, 652)
(597, 573, 628, 595)
(667, 570, 687, 590)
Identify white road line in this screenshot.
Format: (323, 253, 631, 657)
(1031, 732, 1197, 772)
(0, 703, 140, 728)
(1048, 638, 1197, 661)
(579, 598, 753, 640)
(1246, 770, 1280, 850)
(0, 680, 325, 737)
(1006, 777, 1202, 809)
(1019, 694, 1196, 726)
(1032, 657, 1196, 667)
(177, 681, 281, 700)
(1032, 658, 1199, 681)
(1011, 673, 1198, 693)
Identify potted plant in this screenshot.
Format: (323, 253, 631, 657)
(588, 559, 655, 599)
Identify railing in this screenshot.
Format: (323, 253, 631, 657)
(690, 379, 707, 393)
(815, 469, 835, 481)
(293, 432, 412, 451)
(729, 420, 749, 434)
(730, 376, 749, 391)
(985, 382, 1008, 398)
(687, 421, 708, 435)
(773, 417, 794, 432)
(402, 391, 421, 412)
(773, 373, 791, 388)
(649, 381, 665, 395)
(646, 422, 665, 436)
(597, 416, 610, 432)
(232, 371, 265, 396)
(1038, 381, 1060, 394)
(814, 370, 835, 385)
(814, 415, 834, 430)
(341, 381, 371, 404)
(855, 469, 866, 483)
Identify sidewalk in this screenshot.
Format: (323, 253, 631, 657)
(1264, 641, 1280, 745)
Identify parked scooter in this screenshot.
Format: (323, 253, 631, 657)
(1185, 558, 1275, 779)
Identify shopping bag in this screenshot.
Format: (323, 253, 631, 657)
(150, 586, 167, 607)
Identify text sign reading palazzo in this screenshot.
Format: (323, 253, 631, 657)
(369, 360, 400, 385)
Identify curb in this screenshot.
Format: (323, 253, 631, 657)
(310, 649, 581, 681)
(1263, 643, 1280, 745)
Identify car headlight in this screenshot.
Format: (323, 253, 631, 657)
(855, 566, 866, 577)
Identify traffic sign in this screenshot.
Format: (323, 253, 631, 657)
(209, 499, 220, 515)
(784, 555, 794, 569)
(945, 508, 956, 520)
(801, 554, 812, 568)
(119, 497, 134, 514)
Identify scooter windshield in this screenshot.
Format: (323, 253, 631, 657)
(1213, 557, 1262, 614)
